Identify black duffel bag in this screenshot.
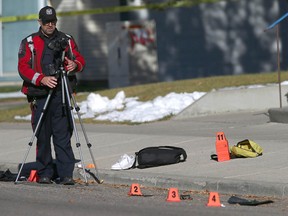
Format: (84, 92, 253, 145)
(135, 146, 187, 169)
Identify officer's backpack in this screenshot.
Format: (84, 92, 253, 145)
(230, 139, 263, 158)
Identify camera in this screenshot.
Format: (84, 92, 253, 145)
(48, 37, 68, 52)
(45, 37, 69, 76)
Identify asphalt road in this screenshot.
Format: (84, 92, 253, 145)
(0, 181, 286, 216)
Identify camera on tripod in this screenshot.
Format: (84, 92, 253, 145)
(45, 37, 69, 76)
(48, 37, 68, 52)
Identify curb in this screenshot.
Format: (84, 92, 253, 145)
(2, 163, 288, 198)
(268, 107, 288, 123)
(86, 170, 288, 198)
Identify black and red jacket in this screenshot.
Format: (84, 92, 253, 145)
(18, 28, 85, 96)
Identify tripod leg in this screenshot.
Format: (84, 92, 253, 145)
(15, 90, 53, 184)
(70, 94, 103, 184)
(15, 143, 33, 184)
(62, 74, 88, 185)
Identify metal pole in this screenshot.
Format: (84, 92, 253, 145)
(276, 25, 282, 108)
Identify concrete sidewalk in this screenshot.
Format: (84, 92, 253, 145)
(1, 84, 288, 198)
(1, 110, 288, 198)
(175, 84, 288, 119)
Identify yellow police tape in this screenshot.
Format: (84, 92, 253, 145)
(0, 0, 224, 23)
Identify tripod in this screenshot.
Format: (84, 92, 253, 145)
(15, 52, 103, 185)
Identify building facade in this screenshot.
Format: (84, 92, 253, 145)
(0, 0, 286, 87)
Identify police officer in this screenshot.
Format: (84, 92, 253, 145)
(18, 6, 85, 185)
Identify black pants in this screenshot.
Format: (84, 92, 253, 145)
(32, 90, 75, 179)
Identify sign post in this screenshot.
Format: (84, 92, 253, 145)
(265, 12, 288, 108)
